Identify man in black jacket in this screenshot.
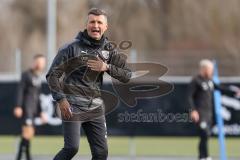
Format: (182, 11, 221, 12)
(46, 8, 131, 160)
(188, 59, 239, 160)
(14, 54, 47, 160)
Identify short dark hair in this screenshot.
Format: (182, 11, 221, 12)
(88, 8, 107, 18)
(33, 54, 45, 60)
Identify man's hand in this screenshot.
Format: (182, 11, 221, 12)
(190, 110, 199, 123)
(87, 57, 108, 72)
(14, 106, 23, 118)
(40, 112, 48, 124)
(236, 90, 240, 98)
(58, 98, 72, 120)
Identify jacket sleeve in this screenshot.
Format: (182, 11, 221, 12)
(214, 83, 237, 97)
(188, 78, 198, 110)
(37, 97, 42, 114)
(16, 72, 27, 107)
(46, 48, 69, 102)
(106, 50, 132, 83)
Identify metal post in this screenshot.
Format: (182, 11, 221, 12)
(213, 60, 227, 160)
(130, 49, 137, 63)
(47, 0, 57, 69)
(129, 136, 136, 159)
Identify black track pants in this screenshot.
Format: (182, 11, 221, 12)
(53, 115, 108, 160)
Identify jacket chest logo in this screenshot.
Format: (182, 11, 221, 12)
(201, 81, 214, 91)
(101, 50, 110, 60)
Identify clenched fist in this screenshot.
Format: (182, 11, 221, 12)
(190, 110, 199, 123)
(14, 106, 23, 118)
(58, 98, 72, 120)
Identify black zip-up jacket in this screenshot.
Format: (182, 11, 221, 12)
(188, 75, 236, 122)
(16, 69, 42, 118)
(46, 30, 131, 108)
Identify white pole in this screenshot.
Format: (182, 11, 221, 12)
(47, 0, 57, 69)
(129, 136, 136, 159)
(130, 49, 137, 63)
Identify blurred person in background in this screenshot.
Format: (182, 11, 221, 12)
(46, 8, 131, 160)
(14, 54, 47, 160)
(188, 59, 240, 160)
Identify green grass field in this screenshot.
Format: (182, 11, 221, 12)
(0, 136, 239, 158)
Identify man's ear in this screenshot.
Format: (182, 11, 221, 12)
(105, 24, 108, 32)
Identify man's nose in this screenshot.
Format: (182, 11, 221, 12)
(93, 22, 99, 28)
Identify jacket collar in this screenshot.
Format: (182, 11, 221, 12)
(76, 29, 107, 49)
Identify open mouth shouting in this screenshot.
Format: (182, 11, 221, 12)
(90, 28, 101, 37)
